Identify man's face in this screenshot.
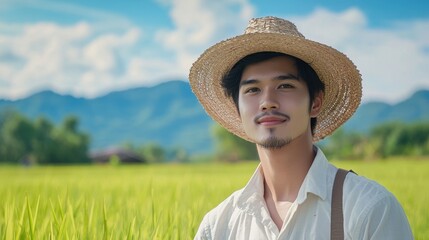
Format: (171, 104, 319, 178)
(238, 56, 319, 149)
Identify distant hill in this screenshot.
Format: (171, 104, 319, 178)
(344, 89, 429, 132)
(1, 81, 429, 153)
(0, 80, 213, 154)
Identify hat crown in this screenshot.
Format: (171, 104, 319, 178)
(245, 16, 305, 38)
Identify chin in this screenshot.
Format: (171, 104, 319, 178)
(257, 136, 292, 149)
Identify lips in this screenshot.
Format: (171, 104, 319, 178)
(255, 113, 289, 126)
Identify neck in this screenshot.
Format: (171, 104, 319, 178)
(258, 131, 316, 202)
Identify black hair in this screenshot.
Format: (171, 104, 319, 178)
(221, 51, 325, 135)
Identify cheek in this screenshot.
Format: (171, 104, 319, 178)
(282, 92, 310, 111)
(238, 97, 257, 126)
(238, 96, 254, 114)
(281, 95, 312, 125)
(298, 96, 311, 111)
(238, 103, 251, 124)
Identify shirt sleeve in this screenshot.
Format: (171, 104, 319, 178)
(194, 214, 212, 240)
(354, 193, 413, 240)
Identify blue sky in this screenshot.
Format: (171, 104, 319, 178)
(1, 0, 428, 103)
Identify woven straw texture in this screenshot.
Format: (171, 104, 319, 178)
(189, 16, 362, 142)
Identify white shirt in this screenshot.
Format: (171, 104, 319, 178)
(194, 148, 413, 240)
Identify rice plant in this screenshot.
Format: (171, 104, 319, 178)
(0, 159, 427, 239)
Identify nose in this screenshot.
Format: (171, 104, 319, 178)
(260, 91, 279, 111)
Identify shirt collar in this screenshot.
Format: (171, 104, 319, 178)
(295, 147, 330, 203)
(236, 163, 266, 212)
(237, 147, 331, 209)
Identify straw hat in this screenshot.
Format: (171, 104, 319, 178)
(189, 16, 362, 142)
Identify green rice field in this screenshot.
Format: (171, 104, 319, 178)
(0, 159, 428, 239)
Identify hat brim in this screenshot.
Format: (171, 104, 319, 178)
(189, 32, 362, 142)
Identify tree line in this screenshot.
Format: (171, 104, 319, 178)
(123, 142, 190, 164)
(2, 110, 428, 164)
(323, 122, 429, 160)
(0, 111, 191, 165)
(212, 122, 429, 161)
(0, 111, 90, 164)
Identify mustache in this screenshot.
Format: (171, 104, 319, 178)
(254, 111, 290, 124)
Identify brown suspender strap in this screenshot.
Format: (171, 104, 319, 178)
(331, 168, 350, 240)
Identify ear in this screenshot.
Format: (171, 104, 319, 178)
(310, 91, 323, 117)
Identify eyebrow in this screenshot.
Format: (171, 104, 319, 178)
(239, 74, 300, 88)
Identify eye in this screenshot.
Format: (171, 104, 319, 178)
(278, 83, 294, 89)
(244, 87, 260, 94)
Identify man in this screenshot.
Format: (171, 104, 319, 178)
(189, 16, 412, 239)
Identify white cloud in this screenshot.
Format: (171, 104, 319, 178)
(83, 28, 140, 72)
(291, 8, 429, 103)
(0, 22, 87, 98)
(0, 21, 147, 99)
(292, 8, 367, 48)
(155, 0, 255, 75)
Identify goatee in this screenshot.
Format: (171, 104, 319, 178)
(257, 136, 291, 149)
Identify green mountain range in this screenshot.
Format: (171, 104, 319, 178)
(1, 80, 428, 153)
(344, 89, 429, 132)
